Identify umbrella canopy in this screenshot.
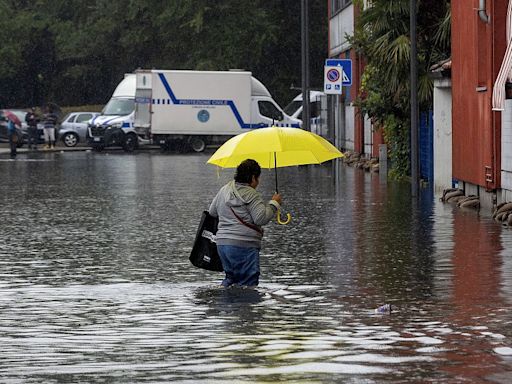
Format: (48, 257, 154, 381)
(207, 126, 343, 169)
(2, 110, 22, 127)
(208, 127, 343, 225)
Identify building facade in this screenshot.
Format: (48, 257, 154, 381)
(451, 0, 508, 208)
(328, 0, 383, 158)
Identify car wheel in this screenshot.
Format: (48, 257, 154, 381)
(190, 137, 206, 152)
(91, 144, 104, 152)
(62, 132, 79, 147)
(123, 133, 138, 152)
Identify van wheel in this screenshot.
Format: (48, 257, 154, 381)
(190, 137, 206, 152)
(123, 133, 138, 152)
(92, 144, 104, 152)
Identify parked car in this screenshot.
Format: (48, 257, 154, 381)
(0, 110, 25, 148)
(59, 112, 99, 147)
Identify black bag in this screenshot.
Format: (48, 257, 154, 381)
(189, 211, 223, 272)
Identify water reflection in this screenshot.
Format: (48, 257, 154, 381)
(0, 151, 511, 383)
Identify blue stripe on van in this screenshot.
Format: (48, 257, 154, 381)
(156, 73, 299, 129)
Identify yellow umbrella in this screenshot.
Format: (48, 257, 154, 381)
(207, 126, 344, 224)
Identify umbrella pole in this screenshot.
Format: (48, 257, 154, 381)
(274, 152, 278, 193)
(273, 151, 291, 224)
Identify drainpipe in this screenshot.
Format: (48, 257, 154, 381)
(479, 0, 490, 23)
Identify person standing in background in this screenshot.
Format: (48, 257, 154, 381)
(42, 105, 58, 150)
(25, 107, 39, 150)
(5, 116, 18, 158)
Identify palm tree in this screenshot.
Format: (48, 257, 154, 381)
(351, 0, 450, 178)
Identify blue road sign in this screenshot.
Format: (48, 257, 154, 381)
(325, 59, 352, 86)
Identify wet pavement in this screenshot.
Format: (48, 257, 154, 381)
(0, 150, 511, 383)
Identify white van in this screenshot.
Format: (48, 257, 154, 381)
(134, 69, 301, 151)
(88, 74, 142, 151)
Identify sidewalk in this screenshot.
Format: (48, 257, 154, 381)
(0, 143, 163, 157)
(0, 144, 91, 156)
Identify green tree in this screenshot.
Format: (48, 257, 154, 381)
(350, 0, 450, 179)
(0, 1, 327, 109)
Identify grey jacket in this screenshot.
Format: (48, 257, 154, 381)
(208, 180, 280, 249)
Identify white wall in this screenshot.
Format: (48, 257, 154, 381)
(433, 78, 453, 193)
(344, 104, 355, 151)
(329, 5, 354, 57)
(329, 4, 355, 152)
(501, 100, 512, 195)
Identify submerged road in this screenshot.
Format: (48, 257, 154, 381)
(0, 150, 511, 383)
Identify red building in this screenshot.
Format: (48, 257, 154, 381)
(451, 0, 508, 206)
(331, 0, 512, 208)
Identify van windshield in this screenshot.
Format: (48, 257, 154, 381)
(102, 98, 134, 116)
(283, 100, 301, 116)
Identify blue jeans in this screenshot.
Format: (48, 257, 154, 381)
(217, 245, 260, 287)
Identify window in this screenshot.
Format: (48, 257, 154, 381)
(66, 114, 76, 123)
(258, 101, 283, 121)
(331, 0, 352, 15)
(283, 100, 302, 117)
(297, 101, 321, 120)
(77, 113, 93, 123)
(311, 101, 321, 118)
(103, 99, 135, 116)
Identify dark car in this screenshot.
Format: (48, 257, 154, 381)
(0, 110, 25, 148)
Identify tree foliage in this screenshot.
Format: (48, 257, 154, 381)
(350, 0, 450, 179)
(0, 0, 327, 108)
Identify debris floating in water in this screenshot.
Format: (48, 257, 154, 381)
(375, 304, 393, 313)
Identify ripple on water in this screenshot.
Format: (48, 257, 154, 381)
(0, 153, 512, 383)
(211, 362, 390, 376)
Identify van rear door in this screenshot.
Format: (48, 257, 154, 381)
(134, 72, 152, 137)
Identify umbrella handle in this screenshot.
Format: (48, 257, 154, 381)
(276, 209, 291, 225)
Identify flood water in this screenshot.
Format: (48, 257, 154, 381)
(0, 150, 511, 383)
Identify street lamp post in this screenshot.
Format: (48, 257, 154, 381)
(410, 0, 419, 197)
(301, 0, 310, 131)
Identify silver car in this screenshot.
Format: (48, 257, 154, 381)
(59, 112, 100, 147)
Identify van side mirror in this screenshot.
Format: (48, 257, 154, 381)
(276, 112, 283, 121)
